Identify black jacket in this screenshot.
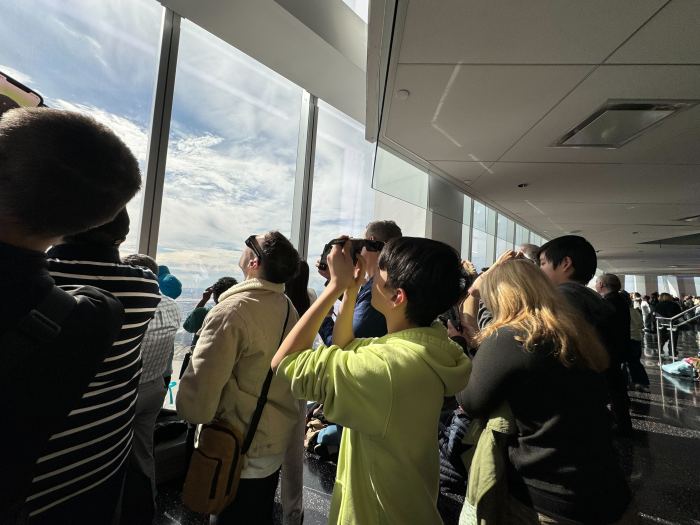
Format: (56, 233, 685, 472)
(0, 242, 123, 519)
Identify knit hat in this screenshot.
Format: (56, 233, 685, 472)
(158, 265, 182, 299)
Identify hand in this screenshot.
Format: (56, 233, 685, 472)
(315, 258, 330, 281)
(327, 238, 365, 292)
(468, 250, 520, 297)
(447, 319, 478, 342)
(201, 287, 213, 302)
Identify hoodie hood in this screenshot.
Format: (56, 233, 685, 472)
(380, 322, 471, 396)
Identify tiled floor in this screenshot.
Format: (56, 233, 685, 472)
(155, 330, 700, 525)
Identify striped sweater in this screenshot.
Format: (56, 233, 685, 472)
(24, 244, 160, 522)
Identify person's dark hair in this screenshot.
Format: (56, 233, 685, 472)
(598, 273, 622, 293)
(63, 208, 130, 246)
(285, 261, 311, 316)
(643, 295, 650, 301)
(259, 231, 301, 284)
(122, 253, 158, 275)
(378, 237, 469, 327)
(211, 277, 237, 303)
(0, 107, 141, 237)
(633, 292, 641, 299)
(537, 235, 597, 284)
(366, 220, 402, 243)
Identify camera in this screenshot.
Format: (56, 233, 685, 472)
(318, 238, 384, 271)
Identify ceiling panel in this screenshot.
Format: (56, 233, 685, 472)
(502, 65, 700, 163)
(449, 162, 700, 204)
(607, 0, 700, 64)
(386, 64, 592, 162)
(399, 0, 663, 64)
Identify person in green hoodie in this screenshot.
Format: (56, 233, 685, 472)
(272, 236, 472, 524)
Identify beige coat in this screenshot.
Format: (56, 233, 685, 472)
(177, 278, 300, 458)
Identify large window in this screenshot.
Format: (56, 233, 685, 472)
(156, 20, 304, 377)
(0, 0, 162, 252)
(307, 102, 376, 293)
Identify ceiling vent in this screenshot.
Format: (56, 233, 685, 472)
(554, 100, 698, 149)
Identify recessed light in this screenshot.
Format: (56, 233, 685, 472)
(517, 183, 529, 188)
(632, 231, 639, 234)
(396, 89, 410, 100)
(462, 179, 472, 184)
(553, 99, 698, 149)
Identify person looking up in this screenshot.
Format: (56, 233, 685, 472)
(537, 235, 632, 435)
(457, 259, 634, 524)
(0, 108, 141, 523)
(177, 232, 301, 525)
(183, 276, 238, 346)
(318, 220, 402, 344)
(285, 260, 314, 317)
(272, 237, 471, 525)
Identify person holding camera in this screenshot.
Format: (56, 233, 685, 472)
(272, 236, 471, 524)
(318, 220, 402, 344)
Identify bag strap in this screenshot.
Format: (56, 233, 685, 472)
(241, 298, 291, 454)
(2, 286, 77, 346)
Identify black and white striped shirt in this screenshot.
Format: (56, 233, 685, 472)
(25, 244, 160, 519)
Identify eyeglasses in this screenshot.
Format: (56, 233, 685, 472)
(245, 235, 264, 262)
(363, 239, 385, 252)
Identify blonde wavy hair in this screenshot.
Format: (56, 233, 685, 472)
(478, 259, 609, 372)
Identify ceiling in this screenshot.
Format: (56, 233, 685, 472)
(374, 0, 700, 275)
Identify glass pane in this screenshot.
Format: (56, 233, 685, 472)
(486, 207, 497, 235)
(307, 102, 375, 293)
(473, 201, 486, 232)
(0, 0, 162, 252)
(463, 196, 472, 226)
(471, 229, 495, 271)
(624, 275, 635, 292)
(157, 20, 303, 379)
(515, 224, 530, 245)
(496, 237, 511, 256)
(497, 214, 514, 242)
(429, 175, 462, 222)
(373, 147, 429, 209)
(461, 224, 471, 259)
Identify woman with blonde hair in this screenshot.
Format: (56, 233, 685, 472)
(457, 258, 635, 524)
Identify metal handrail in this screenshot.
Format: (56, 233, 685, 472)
(655, 308, 700, 366)
(654, 305, 699, 322)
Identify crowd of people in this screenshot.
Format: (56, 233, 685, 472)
(2, 105, 693, 525)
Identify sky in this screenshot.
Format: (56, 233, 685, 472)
(0, 0, 386, 294)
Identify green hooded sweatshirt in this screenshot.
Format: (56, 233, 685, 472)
(280, 323, 471, 524)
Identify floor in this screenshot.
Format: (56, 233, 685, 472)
(154, 330, 700, 525)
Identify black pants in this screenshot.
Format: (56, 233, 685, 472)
(210, 468, 280, 525)
(606, 362, 632, 433)
(622, 339, 650, 386)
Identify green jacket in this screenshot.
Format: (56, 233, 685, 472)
(459, 403, 530, 525)
(280, 323, 471, 524)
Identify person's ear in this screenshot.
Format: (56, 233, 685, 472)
(392, 288, 408, 308)
(560, 256, 574, 274)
